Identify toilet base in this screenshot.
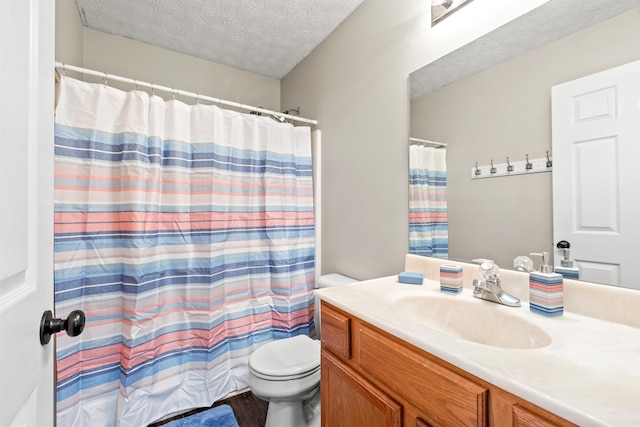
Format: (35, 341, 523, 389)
(265, 400, 305, 427)
(303, 388, 321, 427)
(264, 388, 320, 427)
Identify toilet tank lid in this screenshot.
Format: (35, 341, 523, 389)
(315, 273, 357, 288)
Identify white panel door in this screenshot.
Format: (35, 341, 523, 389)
(0, 0, 56, 425)
(552, 60, 640, 289)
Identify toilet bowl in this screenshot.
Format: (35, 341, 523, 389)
(248, 335, 321, 427)
(248, 274, 356, 427)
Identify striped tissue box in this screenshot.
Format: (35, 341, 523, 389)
(529, 272, 564, 317)
(440, 264, 463, 294)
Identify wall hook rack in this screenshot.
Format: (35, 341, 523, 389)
(471, 155, 552, 179)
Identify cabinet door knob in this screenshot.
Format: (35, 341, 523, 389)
(39, 310, 85, 345)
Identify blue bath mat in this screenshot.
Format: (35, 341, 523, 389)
(164, 405, 239, 427)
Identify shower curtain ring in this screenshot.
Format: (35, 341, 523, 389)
(150, 84, 155, 96)
(133, 80, 138, 91)
(103, 72, 108, 86)
(196, 94, 200, 105)
(61, 64, 66, 77)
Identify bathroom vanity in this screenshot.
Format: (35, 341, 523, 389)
(315, 255, 640, 426)
(320, 302, 570, 426)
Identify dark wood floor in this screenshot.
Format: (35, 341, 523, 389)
(148, 390, 268, 427)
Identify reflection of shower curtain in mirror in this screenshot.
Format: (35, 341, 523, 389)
(409, 145, 448, 258)
(53, 77, 315, 427)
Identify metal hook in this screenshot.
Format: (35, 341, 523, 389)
(525, 154, 533, 170)
(133, 80, 138, 91)
(490, 159, 497, 174)
(506, 157, 514, 173)
(474, 162, 481, 176)
(196, 94, 200, 105)
(103, 72, 108, 86)
(61, 64, 66, 77)
(546, 150, 553, 168)
(172, 90, 177, 100)
(150, 84, 155, 96)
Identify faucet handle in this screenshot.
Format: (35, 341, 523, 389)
(479, 261, 500, 281)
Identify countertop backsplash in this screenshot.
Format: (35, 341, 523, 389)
(404, 254, 640, 328)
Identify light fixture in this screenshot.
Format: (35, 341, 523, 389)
(431, 0, 473, 25)
(431, 0, 453, 7)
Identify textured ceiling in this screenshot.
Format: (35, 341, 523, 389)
(411, 0, 640, 99)
(75, 0, 364, 79)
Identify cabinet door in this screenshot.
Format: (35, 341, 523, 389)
(358, 324, 488, 426)
(513, 404, 564, 427)
(321, 350, 402, 427)
(320, 301, 352, 359)
(416, 418, 434, 427)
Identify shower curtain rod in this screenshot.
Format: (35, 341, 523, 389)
(54, 62, 318, 126)
(409, 137, 447, 147)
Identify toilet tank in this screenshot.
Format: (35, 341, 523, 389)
(314, 274, 357, 338)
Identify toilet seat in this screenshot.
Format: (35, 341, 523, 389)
(250, 364, 320, 381)
(249, 335, 320, 381)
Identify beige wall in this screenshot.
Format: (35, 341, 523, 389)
(55, 0, 84, 66)
(410, 9, 640, 269)
(55, 2, 280, 110)
(281, 0, 552, 280)
(82, 29, 281, 110)
(55, 0, 584, 280)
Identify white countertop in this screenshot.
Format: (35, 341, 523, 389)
(315, 276, 640, 426)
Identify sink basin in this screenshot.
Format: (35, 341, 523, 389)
(393, 294, 551, 349)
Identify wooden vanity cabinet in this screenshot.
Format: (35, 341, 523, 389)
(320, 301, 575, 427)
(321, 351, 402, 427)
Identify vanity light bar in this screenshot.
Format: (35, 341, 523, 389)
(471, 155, 552, 179)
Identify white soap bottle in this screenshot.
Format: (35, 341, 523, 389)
(529, 252, 564, 317)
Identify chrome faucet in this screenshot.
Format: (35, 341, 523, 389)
(473, 261, 521, 307)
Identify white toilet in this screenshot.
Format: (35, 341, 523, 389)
(248, 274, 357, 427)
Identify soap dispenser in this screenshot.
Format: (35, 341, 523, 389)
(554, 240, 580, 280)
(529, 252, 564, 317)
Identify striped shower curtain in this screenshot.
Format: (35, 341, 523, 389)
(409, 144, 448, 258)
(53, 76, 315, 427)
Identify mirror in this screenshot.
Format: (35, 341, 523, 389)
(409, 2, 640, 289)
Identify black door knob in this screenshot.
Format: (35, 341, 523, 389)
(40, 309, 85, 345)
(556, 240, 571, 249)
